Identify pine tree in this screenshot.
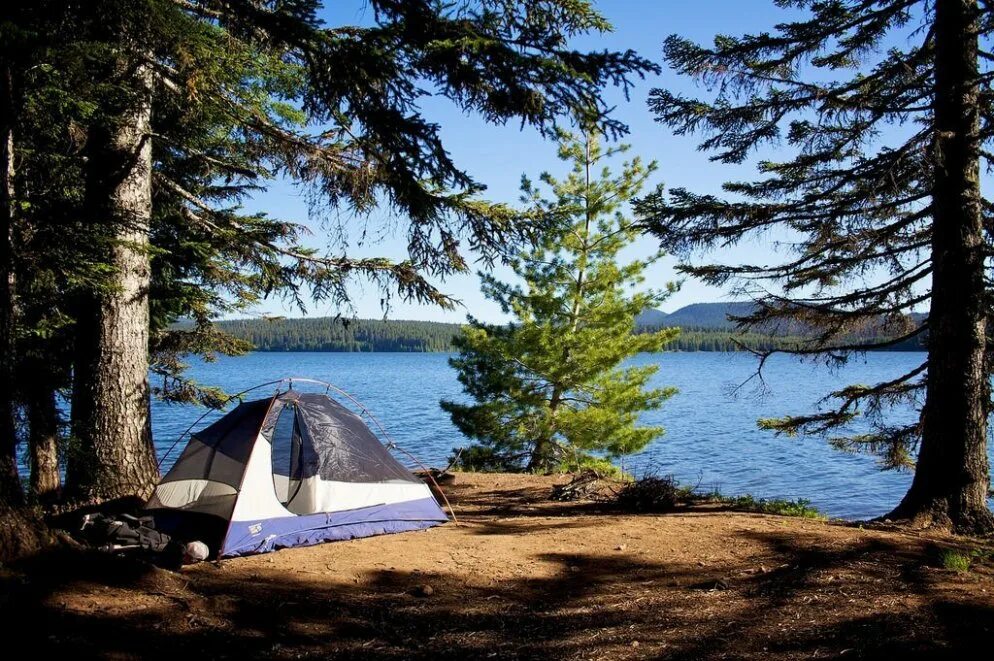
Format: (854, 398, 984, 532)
(0, 2, 73, 551)
(637, 0, 994, 532)
(5, 3, 125, 506)
(443, 132, 678, 473)
(0, 20, 22, 508)
(66, 4, 160, 503)
(0, 0, 658, 522)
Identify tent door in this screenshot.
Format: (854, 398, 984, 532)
(271, 404, 305, 507)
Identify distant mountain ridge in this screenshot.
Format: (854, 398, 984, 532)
(636, 302, 757, 330)
(634, 307, 669, 327)
(637, 302, 926, 334)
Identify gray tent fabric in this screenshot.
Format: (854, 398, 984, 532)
(164, 398, 270, 483)
(146, 398, 272, 520)
(147, 390, 447, 557)
(288, 393, 419, 484)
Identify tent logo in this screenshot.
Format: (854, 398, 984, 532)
(248, 523, 263, 535)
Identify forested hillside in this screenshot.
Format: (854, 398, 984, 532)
(216, 302, 927, 353)
(218, 318, 461, 352)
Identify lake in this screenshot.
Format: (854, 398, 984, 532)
(148, 350, 994, 522)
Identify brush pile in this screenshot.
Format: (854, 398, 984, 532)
(613, 475, 680, 513)
(550, 470, 604, 501)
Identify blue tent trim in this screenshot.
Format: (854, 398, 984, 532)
(221, 496, 448, 557)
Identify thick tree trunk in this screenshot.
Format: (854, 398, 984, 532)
(65, 57, 159, 503)
(0, 499, 52, 562)
(27, 379, 60, 504)
(0, 61, 22, 507)
(888, 0, 994, 534)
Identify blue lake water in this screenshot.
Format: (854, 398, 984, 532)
(152, 352, 992, 518)
(151, 351, 991, 521)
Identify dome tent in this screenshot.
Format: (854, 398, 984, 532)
(147, 381, 448, 557)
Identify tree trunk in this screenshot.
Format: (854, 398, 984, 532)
(528, 388, 561, 472)
(0, 61, 22, 507)
(0, 498, 52, 562)
(27, 379, 60, 504)
(65, 56, 159, 503)
(0, 52, 51, 565)
(888, 0, 994, 534)
(528, 139, 596, 474)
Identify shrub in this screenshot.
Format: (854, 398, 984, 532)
(563, 455, 624, 478)
(719, 495, 824, 519)
(939, 549, 973, 572)
(451, 445, 626, 477)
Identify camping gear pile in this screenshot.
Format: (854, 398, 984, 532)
(77, 512, 208, 568)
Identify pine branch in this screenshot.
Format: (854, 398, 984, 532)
(156, 173, 457, 309)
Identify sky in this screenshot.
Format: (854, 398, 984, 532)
(237, 1, 928, 324)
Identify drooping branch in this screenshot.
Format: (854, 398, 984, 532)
(157, 173, 458, 309)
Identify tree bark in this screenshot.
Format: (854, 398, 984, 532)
(888, 0, 994, 533)
(65, 55, 159, 503)
(27, 379, 60, 504)
(0, 44, 52, 565)
(528, 387, 561, 472)
(0, 60, 22, 507)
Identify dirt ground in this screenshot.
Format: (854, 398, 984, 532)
(3, 473, 994, 660)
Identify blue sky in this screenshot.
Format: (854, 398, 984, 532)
(239, 1, 920, 323)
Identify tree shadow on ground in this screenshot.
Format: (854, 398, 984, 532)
(4, 522, 993, 660)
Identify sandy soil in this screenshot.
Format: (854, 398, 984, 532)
(3, 473, 993, 659)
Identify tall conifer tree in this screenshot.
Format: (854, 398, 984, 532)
(39, 0, 657, 503)
(637, 0, 994, 532)
(0, 13, 23, 507)
(67, 4, 159, 502)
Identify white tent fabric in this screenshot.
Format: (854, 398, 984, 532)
(147, 390, 448, 557)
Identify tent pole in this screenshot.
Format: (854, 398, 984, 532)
(155, 378, 285, 470)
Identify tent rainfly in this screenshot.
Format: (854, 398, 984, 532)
(147, 389, 448, 557)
